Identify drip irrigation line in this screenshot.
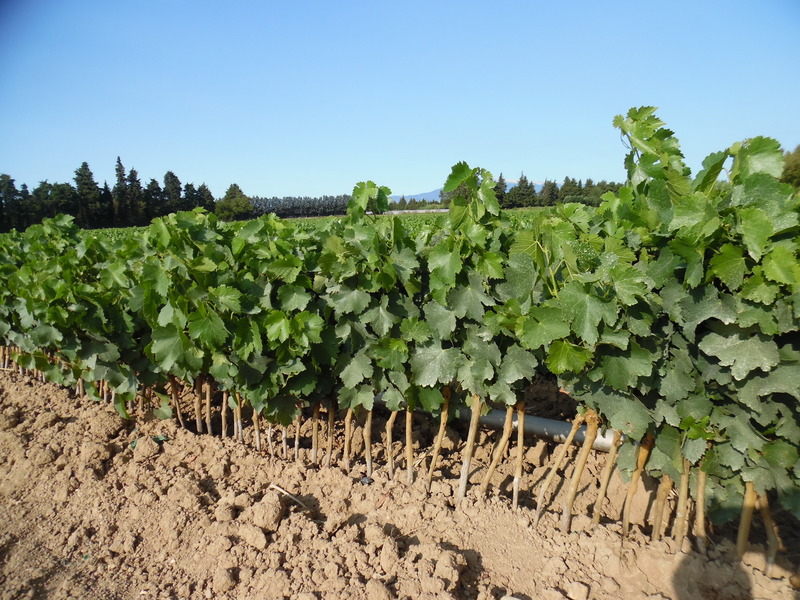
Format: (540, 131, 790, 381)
(373, 393, 620, 453)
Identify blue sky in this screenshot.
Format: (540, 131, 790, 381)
(1, 0, 798, 199)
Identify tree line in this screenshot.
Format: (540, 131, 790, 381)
(4, 146, 796, 232)
(441, 173, 624, 209)
(0, 158, 216, 232)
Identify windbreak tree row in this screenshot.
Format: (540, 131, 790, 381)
(0, 108, 798, 558)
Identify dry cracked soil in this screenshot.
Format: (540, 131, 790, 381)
(0, 371, 797, 600)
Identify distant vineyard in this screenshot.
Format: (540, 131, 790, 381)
(1, 107, 797, 559)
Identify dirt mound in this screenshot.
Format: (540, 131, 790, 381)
(0, 372, 795, 600)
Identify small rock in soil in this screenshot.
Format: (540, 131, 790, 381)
(212, 566, 236, 593)
(133, 436, 160, 462)
(565, 580, 590, 600)
(238, 523, 268, 549)
(246, 490, 284, 532)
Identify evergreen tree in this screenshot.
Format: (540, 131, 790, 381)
(99, 182, 114, 225)
(143, 179, 164, 221)
(0, 174, 19, 232)
(74, 162, 102, 227)
(781, 145, 800, 188)
(215, 183, 253, 221)
(507, 173, 536, 208)
(538, 179, 559, 206)
(126, 169, 145, 225)
(163, 171, 183, 215)
(494, 173, 508, 209)
(183, 183, 199, 212)
(112, 157, 128, 226)
(558, 176, 582, 203)
(197, 184, 216, 212)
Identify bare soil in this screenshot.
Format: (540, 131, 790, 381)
(0, 371, 796, 600)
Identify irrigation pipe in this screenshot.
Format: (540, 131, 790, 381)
(467, 409, 618, 453)
(373, 394, 619, 453)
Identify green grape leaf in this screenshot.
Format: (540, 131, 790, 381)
(517, 307, 571, 350)
(400, 317, 432, 343)
(449, 271, 494, 320)
(739, 365, 800, 411)
(558, 281, 617, 346)
(679, 286, 737, 341)
(487, 379, 517, 406)
(498, 344, 538, 384)
(418, 387, 445, 412)
(264, 310, 291, 343)
(428, 242, 462, 288)
(590, 385, 652, 437)
(277, 285, 311, 312)
(741, 267, 780, 304)
(187, 309, 228, 348)
(340, 351, 373, 388)
(374, 338, 409, 371)
(546, 340, 593, 375)
(610, 263, 650, 306)
(457, 358, 494, 396)
(599, 341, 654, 390)
(363, 295, 398, 337)
(698, 326, 779, 381)
(682, 436, 708, 465)
(443, 161, 473, 193)
(499, 251, 538, 302)
(713, 407, 766, 453)
(732, 136, 785, 181)
(210, 285, 243, 313)
(153, 393, 174, 420)
(763, 246, 800, 287)
(328, 286, 371, 315)
(410, 344, 466, 387)
(709, 244, 746, 291)
(423, 301, 457, 340)
(737, 207, 774, 261)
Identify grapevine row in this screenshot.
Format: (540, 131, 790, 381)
(0, 108, 798, 557)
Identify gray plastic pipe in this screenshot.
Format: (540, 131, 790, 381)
(468, 408, 619, 453)
(373, 393, 618, 453)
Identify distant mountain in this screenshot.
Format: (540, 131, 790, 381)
(390, 189, 442, 203)
(390, 180, 544, 202)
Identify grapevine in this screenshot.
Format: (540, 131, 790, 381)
(0, 108, 797, 566)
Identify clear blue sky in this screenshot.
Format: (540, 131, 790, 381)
(1, 0, 798, 199)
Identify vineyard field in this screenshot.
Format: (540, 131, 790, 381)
(1, 107, 799, 598)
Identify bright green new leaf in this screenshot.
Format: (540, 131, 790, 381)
(374, 338, 408, 371)
(763, 246, 800, 288)
(428, 242, 462, 288)
(737, 207, 774, 261)
(443, 161, 473, 193)
(709, 244, 746, 291)
(264, 310, 291, 343)
(546, 340, 592, 375)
